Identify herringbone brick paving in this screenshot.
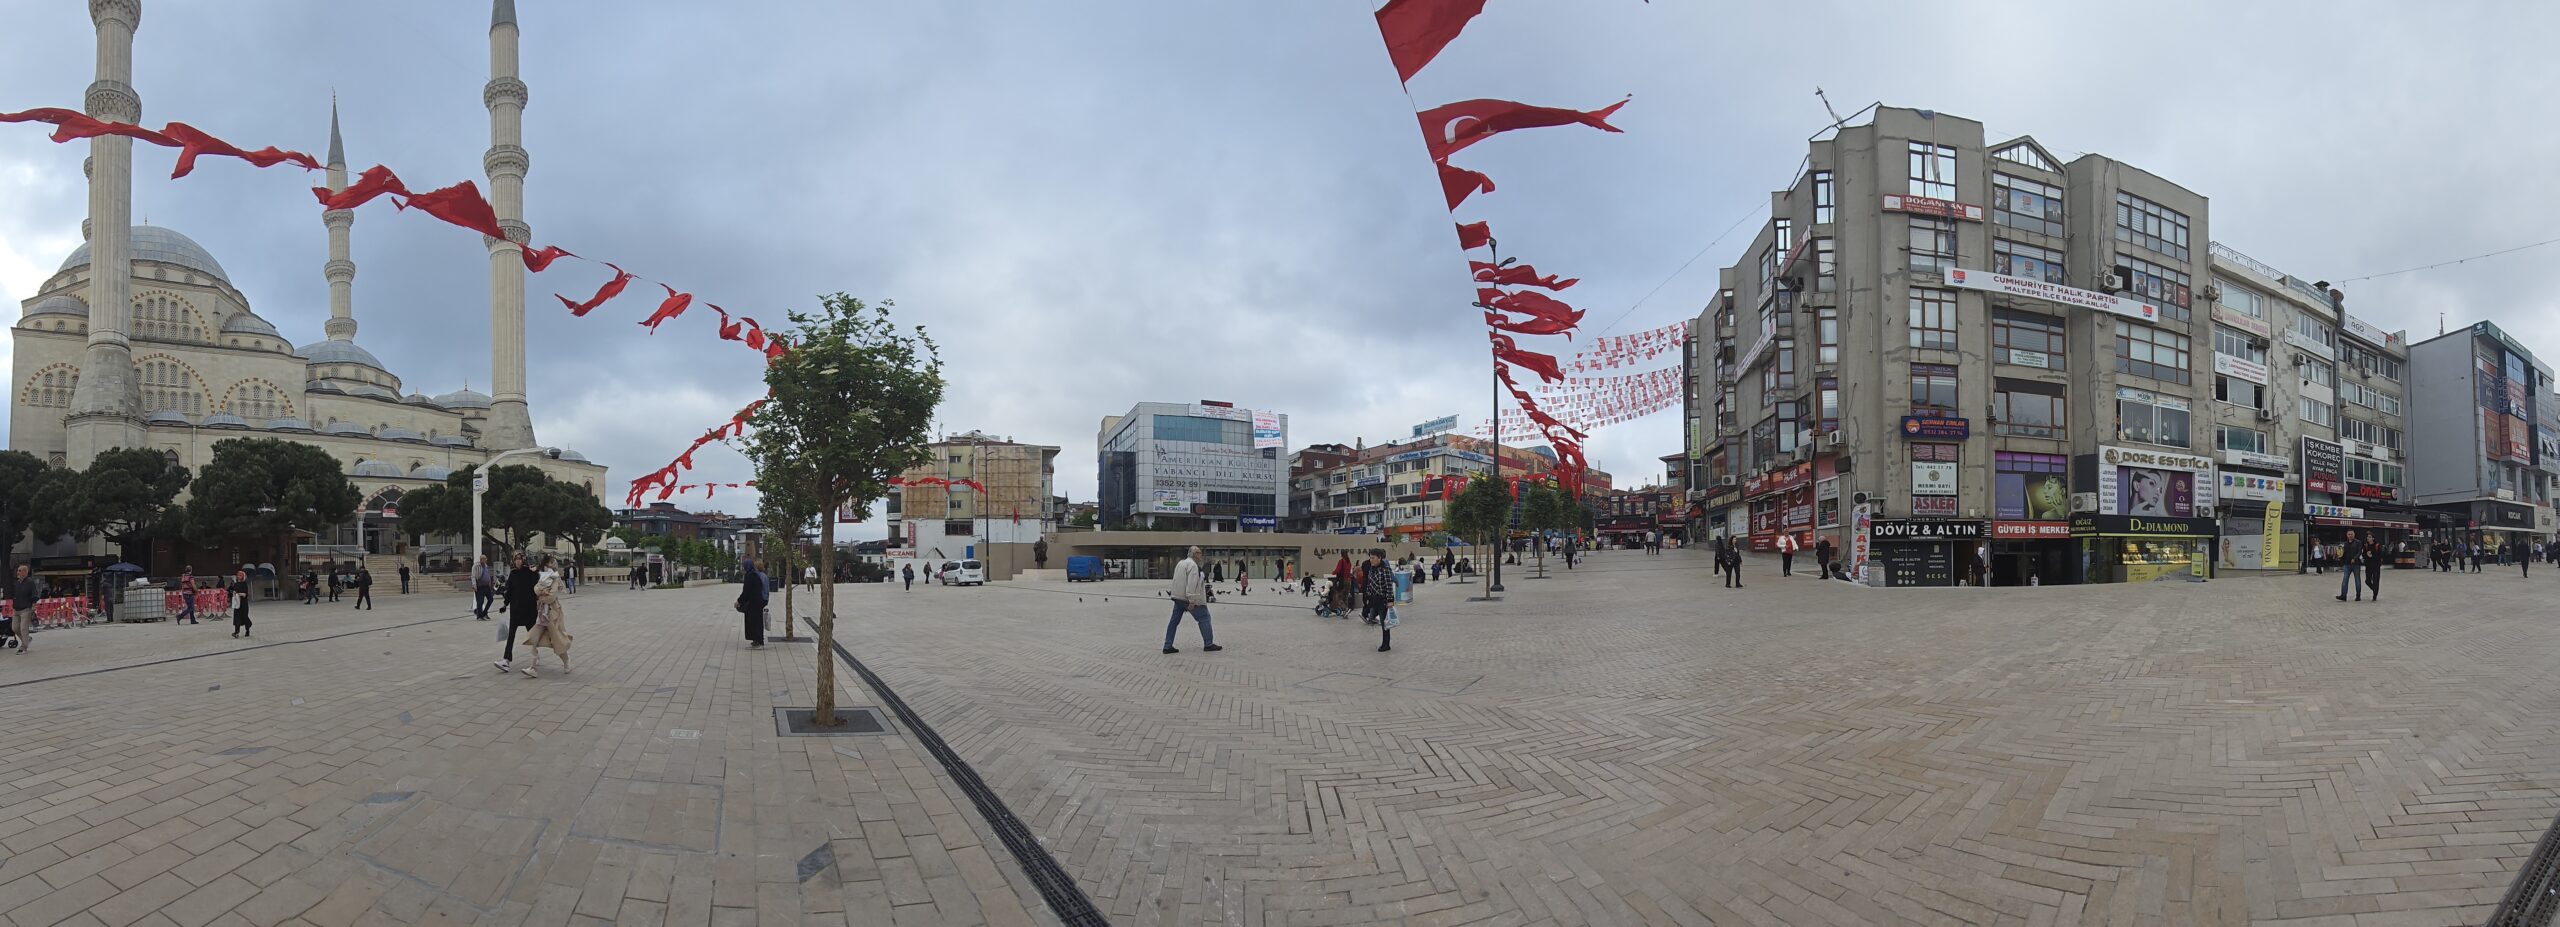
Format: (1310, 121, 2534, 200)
(836, 550, 2560, 926)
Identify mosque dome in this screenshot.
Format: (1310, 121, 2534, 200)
(24, 295, 87, 319)
(429, 435, 474, 448)
(434, 388, 493, 410)
(144, 410, 192, 425)
(265, 418, 315, 433)
(402, 393, 444, 408)
(341, 383, 395, 400)
(58, 226, 231, 284)
(378, 426, 425, 443)
(557, 448, 590, 463)
(200, 411, 250, 429)
(220, 313, 283, 338)
(320, 421, 371, 437)
(351, 460, 403, 479)
(411, 465, 454, 481)
(297, 339, 388, 371)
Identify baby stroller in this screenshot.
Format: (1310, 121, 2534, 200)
(1312, 576, 1350, 619)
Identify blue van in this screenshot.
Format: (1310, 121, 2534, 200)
(1066, 556, 1104, 582)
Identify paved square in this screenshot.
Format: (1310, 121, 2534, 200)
(0, 551, 2554, 926)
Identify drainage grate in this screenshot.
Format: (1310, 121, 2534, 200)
(830, 640, 1107, 926)
(2484, 808, 2560, 927)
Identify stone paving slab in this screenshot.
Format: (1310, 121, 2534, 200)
(0, 582, 1053, 927)
(825, 550, 2560, 926)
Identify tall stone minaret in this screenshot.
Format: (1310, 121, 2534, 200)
(64, 0, 147, 467)
(481, 0, 537, 448)
(321, 98, 358, 342)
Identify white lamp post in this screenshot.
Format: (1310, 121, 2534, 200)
(472, 446, 559, 568)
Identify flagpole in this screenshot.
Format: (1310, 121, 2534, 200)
(1484, 238, 1506, 596)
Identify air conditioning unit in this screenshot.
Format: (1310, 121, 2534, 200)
(1824, 433, 1846, 448)
(2101, 270, 2129, 292)
(2249, 336, 2269, 351)
(2256, 407, 2275, 422)
(2200, 283, 2223, 301)
(1719, 475, 1737, 486)
(2070, 492, 2099, 514)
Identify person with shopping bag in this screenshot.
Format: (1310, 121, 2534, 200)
(227, 568, 253, 638)
(517, 555, 573, 677)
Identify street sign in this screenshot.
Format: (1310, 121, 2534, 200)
(472, 475, 488, 493)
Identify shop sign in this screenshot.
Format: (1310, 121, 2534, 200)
(1900, 415, 1970, 439)
(1190, 403, 1252, 422)
(1410, 415, 1458, 438)
(2007, 349, 2052, 369)
(1882, 194, 1985, 221)
(2305, 503, 2364, 519)
(2341, 313, 2397, 348)
(1912, 495, 1960, 516)
(1815, 478, 1840, 503)
(2346, 482, 2397, 502)
(2482, 500, 2534, 528)
(2284, 327, 2336, 361)
(2214, 306, 2273, 339)
(2474, 321, 2533, 363)
(1991, 521, 2071, 539)
(2218, 471, 2287, 502)
(2260, 501, 2284, 569)
(2096, 445, 2218, 516)
(1239, 516, 1278, 529)
(1145, 489, 1201, 514)
(1743, 462, 1812, 499)
(1252, 410, 1284, 449)
(2221, 450, 2290, 472)
(1872, 520, 1985, 540)
(2212, 353, 2269, 385)
(1701, 487, 1740, 509)
(2301, 436, 2346, 494)
(1351, 475, 1386, 488)
(1942, 267, 2159, 323)
(1339, 503, 1385, 515)
(1910, 461, 1958, 496)
(2069, 514, 2216, 536)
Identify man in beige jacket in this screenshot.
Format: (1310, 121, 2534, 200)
(1162, 546, 1221, 655)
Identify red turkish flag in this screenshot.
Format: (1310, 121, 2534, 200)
(0, 107, 176, 147)
(763, 337, 790, 362)
(640, 283, 694, 332)
(518, 244, 576, 272)
(742, 318, 767, 351)
(1439, 161, 1494, 210)
(711, 305, 744, 342)
(1484, 289, 1583, 326)
(1456, 221, 1492, 250)
(556, 262, 635, 317)
(1470, 261, 1577, 290)
(313, 165, 409, 210)
(160, 122, 318, 178)
(1418, 98, 1628, 162)
(1374, 0, 1488, 82)
(1484, 311, 1576, 337)
(396, 180, 507, 241)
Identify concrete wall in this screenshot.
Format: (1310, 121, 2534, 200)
(2406, 332, 2481, 505)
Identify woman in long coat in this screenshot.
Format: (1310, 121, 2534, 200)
(520, 555, 573, 676)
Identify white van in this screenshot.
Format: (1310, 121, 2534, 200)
(939, 559, 986, 586)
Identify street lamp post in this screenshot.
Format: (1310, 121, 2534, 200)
(472, 446, 560, 568)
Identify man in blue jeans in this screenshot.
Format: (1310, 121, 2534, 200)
(1162, 546, 1220, 654)
(2336, 530, 2366, 601)
(472, 554, 496, 620)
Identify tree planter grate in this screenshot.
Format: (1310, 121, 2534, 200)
(772, 707, 890, 737)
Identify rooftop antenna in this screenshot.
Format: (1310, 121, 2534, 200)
(1814, 88, 1849, 133)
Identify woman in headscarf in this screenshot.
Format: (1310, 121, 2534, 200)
(519, 554, 573, 677)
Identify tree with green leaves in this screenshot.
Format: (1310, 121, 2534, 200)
(185, 438, 361, 555)
(0, 450, 56, 577)
(402, 464, 608, 558)
(41, 447, 192, 565)
(1521, 481, 1566, 579)
(741, 294, 943, 727)
(1446, 476, 1511, 577)
(759, 494, 818, 638)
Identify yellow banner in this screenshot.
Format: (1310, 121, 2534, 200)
(2262, 501, 2286, 570)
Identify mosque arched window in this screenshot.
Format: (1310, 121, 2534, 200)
(137, 355, 206, 416)
(219, 378, 296, 421)
(20, 364, 77, 408)
(132, 292, 206, 343)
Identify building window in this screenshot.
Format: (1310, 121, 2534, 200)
(139, 357, 204, 416)
(20, 364, 77, 408)
(1776, 340, 1796, 390)
(2217, 424, 2269, 455)
(2116, 391, 2192, 447)
(1817, 377, 1839, 433)
(2218, 281, 2264, 319)
(1992, 239, 2064, 283)
(2342, 417, 2402, 451)
(1812, 171, 1834, 224)
(1151, 414, 1246, 445)
(1907, 142, 1956, 198)
(2299, 397, 2335, 427)
(2215, 375, 2265, 411)
(1909, 363, 1958, 413)
(2113, 320, 2192, 385)
(1774, 218, 1792, 254)
(1993, 308, 2065, 370)
(1992, 378, 2065, 439)
(2213, 326, 2267, 364)
(2299, 359, 2334, 389)
(1776, 400, 1799, 454)
(1814, 239, 1836, 292)
(1816, 306, 1839, 364)
(133, 293, 205, 343)
(944, 519, 972, 535)
(1908, 288, 1958, 350)
(1907, 218, 1957, 274)
(2121, 257, 2194, 322)
(2293, 314, 2336, 353)
(1991, 173, 2064, 237)
(2114, 191, 2191, 261)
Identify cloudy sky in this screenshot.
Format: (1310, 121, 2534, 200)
(6, 2, 2558, 539)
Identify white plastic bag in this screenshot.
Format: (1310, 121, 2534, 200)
(1384, 607, 1400, 629)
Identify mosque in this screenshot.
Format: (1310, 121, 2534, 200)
(8, 1, 608, 572)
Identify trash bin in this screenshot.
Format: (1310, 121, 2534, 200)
(1394, 571, 1413, 604)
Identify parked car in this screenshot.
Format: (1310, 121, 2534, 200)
(1066, 555, 1105, 582)
(938, 559, 985, 586)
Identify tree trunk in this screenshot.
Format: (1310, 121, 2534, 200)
(780, 542, 797, 638)
(814, 512, 839, 727)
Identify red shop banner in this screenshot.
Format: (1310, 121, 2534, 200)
(1743, 461, 1813, 500)
(1992, 521, 2072, 539)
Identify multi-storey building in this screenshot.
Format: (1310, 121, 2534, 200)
(887, 431, 1059, 559)
(1096, 402, 1287, 531)
(2408, 321, 2552, 544)
(1685, 105, 2428, 587)
(1283, 443, 1358, 534)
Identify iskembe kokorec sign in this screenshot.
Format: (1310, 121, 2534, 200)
(1869, 520, 1986, 540)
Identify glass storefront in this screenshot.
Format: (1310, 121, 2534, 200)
(2072, 514, 2214, 584)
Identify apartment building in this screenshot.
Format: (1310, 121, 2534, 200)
(1685, 105, 2425, 587)
(1095, 401, 1288, 531)
(886, 431, 1060, 559)
(2407, 321, 2553, 543)
(1282, 443, 1358, 534)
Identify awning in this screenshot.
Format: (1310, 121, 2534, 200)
(2307, 515, 2418, 530)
